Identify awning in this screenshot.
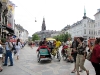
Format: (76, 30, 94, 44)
(46, 38, 56, 41)
(6, 27, 14, 34)
(12, 35, 17, 38)
(0, 25, 6, 28)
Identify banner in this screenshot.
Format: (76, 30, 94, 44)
(7, 0, 15, 29)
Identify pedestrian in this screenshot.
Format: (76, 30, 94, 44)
(12, 40, 17, 56)
(3, 39, 13, 66)
(0, 41, 3, 72)
(66, 38, 73, 63)
(90, 38, 100, 75)
(71, 37, 79, 73)
(15, 39, 22, 60)
(39, 41, 43, 46)
(76, 37, 89, 75)
(43, 38, 47, 45)
(31, 41, 34, 49)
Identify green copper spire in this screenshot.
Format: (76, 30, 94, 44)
(83, 6, 87, 19)
(84, 6, 86, 16)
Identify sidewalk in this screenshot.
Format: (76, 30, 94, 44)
(0, 45, 95, 75)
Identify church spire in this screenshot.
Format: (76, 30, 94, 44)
(83, 6, 87, 19)
(42, 17, 46, 31)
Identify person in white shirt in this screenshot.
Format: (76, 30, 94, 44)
(15, 39, 22, 60)
(66, 38, 73, 63)
(3, 39, 13, 66)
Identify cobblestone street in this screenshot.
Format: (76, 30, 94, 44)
(0, 45, 95, 75)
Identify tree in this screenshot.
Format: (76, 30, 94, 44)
(32, 34, 40, 41)
(1, 38, 6, 43)
(53, 32, 71, 42)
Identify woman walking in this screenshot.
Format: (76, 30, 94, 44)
(71, 37, 79, 73)
(90, 38, 100, 75)
(15, 39, 22, 60)
(76, 37, 89, 75)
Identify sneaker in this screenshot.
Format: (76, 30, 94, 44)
(3, 64, 7, 66)
(8, 65, 13, 66)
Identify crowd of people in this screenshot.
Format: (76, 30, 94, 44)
(0, 36, 100, 75)
(36, 37, 100, 75)
(62, 37, 100, 75)
(0, 36, 27, 72)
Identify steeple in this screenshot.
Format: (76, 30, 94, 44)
(83, 6, 87, 19)
(42, 17, 46, 31)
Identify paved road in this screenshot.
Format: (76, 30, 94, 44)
(0, 45, 95, 75)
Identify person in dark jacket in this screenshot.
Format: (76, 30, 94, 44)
(91, 38, 100, 75)
(71, 37, 79, 73)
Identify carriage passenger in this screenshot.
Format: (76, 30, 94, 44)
(37, 41, 50, 52)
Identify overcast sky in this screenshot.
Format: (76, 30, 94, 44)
(11, 0, 100, 36)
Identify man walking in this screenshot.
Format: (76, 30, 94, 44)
(3, 39, 13, 66)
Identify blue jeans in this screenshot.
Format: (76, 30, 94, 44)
(4, 50, 13, 65)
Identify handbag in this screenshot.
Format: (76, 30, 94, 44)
(86, 51, 92, 61)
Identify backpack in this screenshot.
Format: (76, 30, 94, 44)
(12, 43, 16, 50)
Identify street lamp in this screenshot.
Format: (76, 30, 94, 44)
(35, 17, 37, 22)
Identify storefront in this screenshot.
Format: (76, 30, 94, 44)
(6, 0, 15, 35)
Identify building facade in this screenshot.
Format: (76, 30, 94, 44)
(21, 30, 29, 42)
(62, 12, 95, 41)
(94, 9, 100, 38)
(34, 18, 60, 40)
(0, 0, 15, 39)
(14, 24, 29, 42)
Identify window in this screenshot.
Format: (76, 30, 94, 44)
(91, 30, 93, 34)
(84, 29, 86, 34)
(96, 31, 97, 35)
(99, 22, 100, 26)
(95, 23, 97, 27)
(94, 31, 95, 35)
(94, 24, 95, 27)
(84, 24, 86, 27)
(98, 30, 100, 35)
(89, 30, 90, 34)
(98, 22, 99, 26)
(89, 24, 90, 27)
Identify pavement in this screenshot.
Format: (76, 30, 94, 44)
(0, 45, 95, 75)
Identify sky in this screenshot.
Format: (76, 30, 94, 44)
(11, 0, 100, 36)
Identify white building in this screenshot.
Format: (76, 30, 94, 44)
(14, 24, 29, 42)
(21, 30, 29, 42)
(51, 31, 61, 37)
(62, 13, 95, 41)
(94, 9, 100, 38)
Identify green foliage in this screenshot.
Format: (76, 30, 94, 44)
(53, 32, 71, 42)
(32, 34, 40, 41)
(1, 38, 6, 43)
